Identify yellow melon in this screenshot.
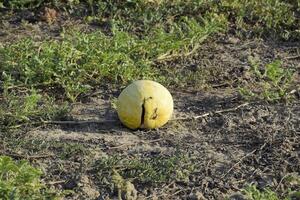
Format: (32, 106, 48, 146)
(117, 80, 173, 129)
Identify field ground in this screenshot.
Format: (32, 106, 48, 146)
(0, 1, 300, 200)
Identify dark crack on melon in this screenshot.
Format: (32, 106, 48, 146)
(140, 99, 146, 126)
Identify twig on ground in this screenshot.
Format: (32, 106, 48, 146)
(47, 180, 65, 185)
(108, 143, 131, 150)
(172, 102, 249, 121)
(8, 122, 46, 129)
(222, 143, 267, 178)
(275, 173, 295, 191)
(42, 119, 117, 125)
(284, 55, 300, 60)
(222, 149, 256, 178)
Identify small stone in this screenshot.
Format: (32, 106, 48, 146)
(227, 37, 240, 44)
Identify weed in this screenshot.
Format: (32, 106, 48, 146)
(0, 0, 81, 10)
(54, 143, 89, 160)
(111, 169, 137, 200)
(239, 59, 295, 102)
(243, 184, 300, 200)
(222, 1, 295, 27)
(0, 156, 62, 200)
(144, 14, 227, 61)
(1, 134, 90, 164)
(0, 88, 69, 130)
(243, 185, 281, 200)
(0, 0, 43, 9)
(94, 153, 195, 189)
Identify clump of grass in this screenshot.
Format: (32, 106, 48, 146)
(0, 88, 68, 130)
(243, 183, 300, 200)
(239, 59, 296, 102)
(0, 0, 81, 10)
(54, 143, 89, 160)
(143, 14, 227, 61)
(94, 153, 195, 190)
(0, 156, 62, 200)
(243, 185, 281, 200)
(220, 0, 298, 38)
(0, 0, 42, 9)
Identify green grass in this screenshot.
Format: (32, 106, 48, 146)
(94, 153, 195, 189)
(0, 156, 62, 200)
(243, 185, 282, 200)
(0, 0, 42, 9)
(239, 59, 296, 102)
(0, 88, 68, 131)
(1, 134, 90, 162)
(1, 14, 225, 99)
(243, 184, 300, 200)
(54, 143, 90, 160)
(219, 0, 299, 39)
